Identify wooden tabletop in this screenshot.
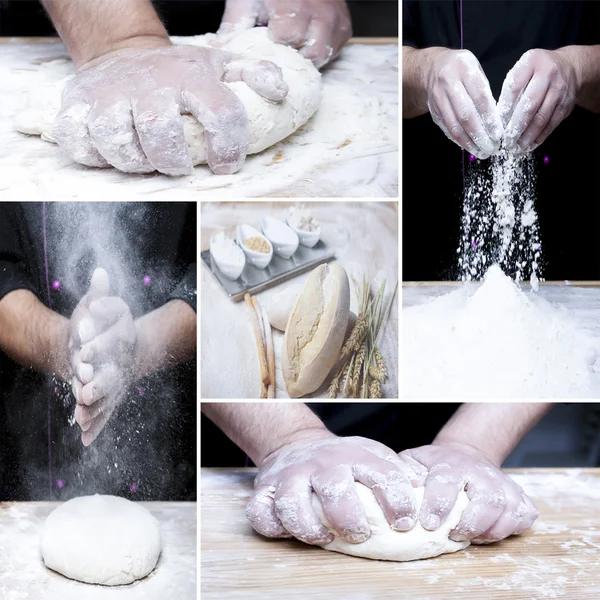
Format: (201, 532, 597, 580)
(201, 468, 600, 599)
(0, 501, 197, 599)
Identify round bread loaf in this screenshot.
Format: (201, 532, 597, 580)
(283, 264, 350, 397)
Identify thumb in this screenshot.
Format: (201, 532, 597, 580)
(87, 268, 110, 302)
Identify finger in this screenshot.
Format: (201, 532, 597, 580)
(431, 92, 482, 158)
(224, 59, 289, 102)
(450, 481, 506, 542)
(88, 296, 130, 328)
(299, 19, 335, 69)
(80, 268, 111, 313)
(76, 362, 94, 385)
(498, 52, 535, 127)
(531, 96, 572, 149)
(446, 82, 495, 158)
(461, 67, 503, 146)
(80, 364, 120, 406)
(74, 398, 106, 429)
(504, 75, 550, 150)
(78, 318, 97, 345)
(471, 483, 526, 543)
(71, 376, 84, 405)
(87, 97, 153, 173)
(132, 90, 193, 176)
(80, 321, 134, 366)
(245, 484, 291, 538)
(518, 87, 561, 151)
(397, 451, 429, 486)
(311, 465, 370, 543)
(181, 82, 249, 175)
(81, 408, 113, 447)
(267, 1, 311, 49)
(352, 455, 419, 531)
(218, 0, 262, 35)
(273, 478, 334, 545)
(419, 464, 463, 531)
(52, 100, 109, 168)
(80, 379, 106, 406)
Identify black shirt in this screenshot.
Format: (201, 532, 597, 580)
(0, 202, 197, 501)
(403, 0, 600, 281)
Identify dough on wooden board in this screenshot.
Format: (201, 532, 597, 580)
(41, 494, 161, 586)
(14, 28, 322, 166)
(313, 483, 470, 561)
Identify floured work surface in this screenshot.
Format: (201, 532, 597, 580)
(0, 38, 397, 199)
(0, 502, 196, 599)
(201, 467, 600, 600)
(201, 202, 398, 398)
(403, 273, 600, 399)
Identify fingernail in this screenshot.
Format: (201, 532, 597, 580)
(345, 530, 370, 544)
(422, 513, 441, 530)
(393, 517, 415, 531)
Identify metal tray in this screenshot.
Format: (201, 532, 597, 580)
(202, 241, 335, 301)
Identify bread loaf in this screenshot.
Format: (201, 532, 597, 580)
(283, 264, 350, 397)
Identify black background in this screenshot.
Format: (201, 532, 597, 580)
(0, 1, 399, 37)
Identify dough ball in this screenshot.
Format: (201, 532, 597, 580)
(41, 494, 161, 586)
(313, 483, 470, 561)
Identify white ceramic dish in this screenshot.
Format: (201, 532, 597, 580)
(286, 215, 321, 248)
(236, 224, 273, 269)
(210, 233, 246, 280)
(261, 216, 299, 259)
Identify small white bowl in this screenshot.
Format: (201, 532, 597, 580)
(261, 216, 299, 259)
(210, 233, 245, 280)
(236, 224, 273, 269)
(286, 215, 321, 248)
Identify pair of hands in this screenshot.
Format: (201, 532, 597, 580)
(428, 48, 577, 158)
(53, 0, 352, 176)
(67, 269, 136, 446)
(246, 432, 538, 546)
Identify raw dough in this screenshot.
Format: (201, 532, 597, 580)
(41, 494, 161, 586)
(313, 483, 470, 561)
(14, 28, 322, 167)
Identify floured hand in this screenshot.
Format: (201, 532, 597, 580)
(400, 442, 539, 544)
(246, 432, 424, 545)
(427, 49, 503, 159)
(54, 43, 288, 176)
(219, 0, 352, 69)
(498, 49, 576, 153)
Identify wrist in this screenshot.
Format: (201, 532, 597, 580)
(553, 46, 583, 97)
(431, 437, 503, 468)
(257, 426, 335, 466)
(79, 34, 172, 69)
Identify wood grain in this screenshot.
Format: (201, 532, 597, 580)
(201, 468, 600, 600)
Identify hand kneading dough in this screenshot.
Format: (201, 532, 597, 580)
(313, 483, 470, 561)
(41, 494, 161, 585)
(15, 28, 322, 167)
(283, 264, 350, 397)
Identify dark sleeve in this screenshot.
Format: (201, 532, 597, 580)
(0, 204, 39, 303)
(403, 0, 422, 48)
(169, 263, 197, 313)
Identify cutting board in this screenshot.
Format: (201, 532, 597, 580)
(0, 38, 397, 199)
(0, 501, 196, 599)
(201, 468, 600, 599)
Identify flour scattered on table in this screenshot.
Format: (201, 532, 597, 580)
(403, 265, 597, 398)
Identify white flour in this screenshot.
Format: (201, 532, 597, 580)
(403, 265, 597, 399)
(459, 148, 541, 289)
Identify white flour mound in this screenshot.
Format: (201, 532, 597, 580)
(404, 265, 596, 399)
(14, 28, 322, 166)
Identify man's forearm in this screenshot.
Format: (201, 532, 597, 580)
(556, 45, 600, 113)
(0, 290, 70, 380)
(133, 299, 196, 381)
(201, 403, 332, 466)
(403, 46, 447, 118)
(433, 403, 552, 466)
(41, 0, 170, 67)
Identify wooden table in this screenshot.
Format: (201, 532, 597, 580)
(0, 501, 197, 599)
(0, 37, 397, 199)
(201, 468, 600, 599)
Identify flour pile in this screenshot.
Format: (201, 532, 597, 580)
(403, 265, 596, 398)
(458, 149, 542, 290)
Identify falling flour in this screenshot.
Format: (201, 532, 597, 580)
(458, 148, 542, 290)
(403, 265, 597, 399)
